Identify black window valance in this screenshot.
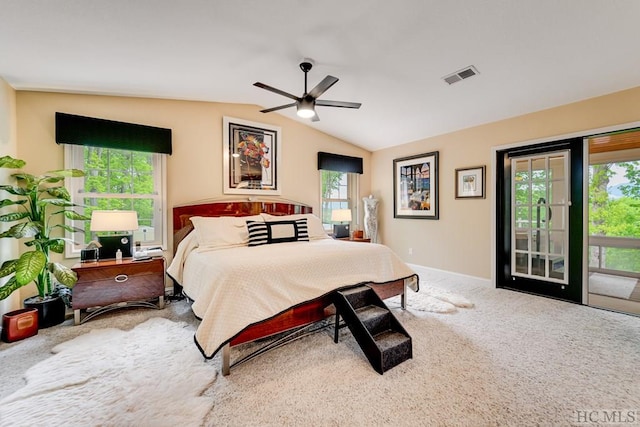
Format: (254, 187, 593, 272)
(317, 152, 363, 174)
(55, 112, 172, 155)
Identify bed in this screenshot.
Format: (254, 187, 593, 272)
(167, 199, 419, 374)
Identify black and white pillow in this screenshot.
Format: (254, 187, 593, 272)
(247, 219, 309, 247)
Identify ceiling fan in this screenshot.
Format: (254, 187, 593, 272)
(254, 60, 361, 122)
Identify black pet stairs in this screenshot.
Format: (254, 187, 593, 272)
(333, 285, 412, 374)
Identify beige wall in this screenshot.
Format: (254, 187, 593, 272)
(372, 85, 640, 280)
(15, 91, 371, 300)
(11, 85, 640, 296)
(0, 78, 20, 315)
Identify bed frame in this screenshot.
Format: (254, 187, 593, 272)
(171, 199, 407, 374)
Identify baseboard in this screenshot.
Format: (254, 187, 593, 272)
(588, 293, 640, 317)
(406, 263, 492, 287)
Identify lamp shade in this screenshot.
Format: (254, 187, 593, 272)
(331, 209, 352, 222)
(90, 210, 139, 232)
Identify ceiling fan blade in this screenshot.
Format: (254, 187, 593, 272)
(254, 82, 300, 101)
(308, 75, 339, 99)
(311, 111, 320, 122)
(260, 102, 297, 113)
(315, 100, 362, 109)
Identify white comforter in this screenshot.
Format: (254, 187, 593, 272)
(168, 233, 418, 357)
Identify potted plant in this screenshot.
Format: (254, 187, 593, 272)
(0, 156, 89, 328)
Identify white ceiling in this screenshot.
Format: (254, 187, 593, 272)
(2, 1, 640, 152)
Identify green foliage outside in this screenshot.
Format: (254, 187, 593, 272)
(81, 147, 155, 244)
(589, 161, 640, 273)
(320, 171, 347, 225)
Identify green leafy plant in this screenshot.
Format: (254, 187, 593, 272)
(0, 156, 89, 302)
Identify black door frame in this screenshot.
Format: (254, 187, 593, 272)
(495, 137, 584, 303)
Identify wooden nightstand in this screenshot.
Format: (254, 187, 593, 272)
(337, 237, 371, 243)
(71, 257, 166, 325)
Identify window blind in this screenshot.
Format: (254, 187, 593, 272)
(55, 112, 172, 155)
(317, 151, 363, 174)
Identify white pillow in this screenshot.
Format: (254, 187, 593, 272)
(190, 215, 264, 248)
(261, 213, 330, 240)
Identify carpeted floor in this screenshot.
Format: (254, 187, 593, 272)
(1, 269, 639, 426)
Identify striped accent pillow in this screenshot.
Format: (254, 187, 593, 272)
(247, 219, 309, 247)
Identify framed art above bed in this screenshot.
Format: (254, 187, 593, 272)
(223, 117, 281, 195)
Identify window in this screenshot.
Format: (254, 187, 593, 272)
(320, 170, 359, 230)
(317, 151, 363, 232)
(65, 145, 167, 256)
(588, 158, 640, 276)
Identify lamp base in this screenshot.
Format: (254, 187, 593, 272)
(333, 224, 350, 239)
(98, 234, 133, 259)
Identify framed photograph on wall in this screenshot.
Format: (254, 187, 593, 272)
(223, 116, 281, 195)
(393, 151, 439, 219)
(455, 165, 485, 199)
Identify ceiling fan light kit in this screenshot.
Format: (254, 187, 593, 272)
(254, 59, 361, 122)
(296, 97, 316, 118)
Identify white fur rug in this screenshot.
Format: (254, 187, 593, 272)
(388, 283, 474, 313)
(0, 317, 217, 427)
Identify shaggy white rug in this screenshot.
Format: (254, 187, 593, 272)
(0, 317, 217, 427)
(388, 283, 474, 313)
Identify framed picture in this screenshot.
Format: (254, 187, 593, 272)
(455, 165, 485, 199)
(223, 117, 281, 195)
(393, 151, 439, 219)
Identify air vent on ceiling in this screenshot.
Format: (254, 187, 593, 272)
(442, 65, 479, 85)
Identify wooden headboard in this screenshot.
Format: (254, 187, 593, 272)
(172, 199, 313, 231)
(171, 199, 313, 253)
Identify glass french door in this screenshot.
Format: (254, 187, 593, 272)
(496, 137, 583, 303)
(511, 152, 569, 284)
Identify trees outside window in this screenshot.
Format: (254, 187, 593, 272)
(589, 160, 640, 273)
(320, 170, 357, 230)
(65, 145, 166, 255)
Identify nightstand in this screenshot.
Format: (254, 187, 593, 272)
(337, 237, 371, 243)
(71, 257, 166, 325)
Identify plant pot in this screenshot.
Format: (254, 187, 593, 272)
(23, 295, 66, 329)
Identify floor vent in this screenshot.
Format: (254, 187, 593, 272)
(442, 65, 479, 85)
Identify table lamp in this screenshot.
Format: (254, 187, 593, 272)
(90, 210, 139, 259)
(331, 209, 352, 238)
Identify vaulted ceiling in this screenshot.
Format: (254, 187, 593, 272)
(2, 1, 640, 151)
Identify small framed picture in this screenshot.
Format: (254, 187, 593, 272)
(455, 165, 485, 199)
